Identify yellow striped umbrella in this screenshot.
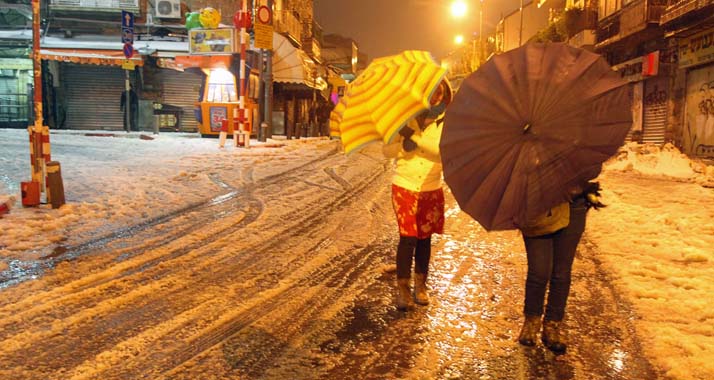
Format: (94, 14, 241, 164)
(333, 50, 447, 155)
(329, 95, 347, 138)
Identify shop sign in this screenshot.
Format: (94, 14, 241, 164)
(612, 56, 644, 82)
(678, 28, 714, 68)
(189, 29, 235, 55)
(642, 51, 659, 77)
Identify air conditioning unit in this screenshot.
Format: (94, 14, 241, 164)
(155, 0, 181, 19)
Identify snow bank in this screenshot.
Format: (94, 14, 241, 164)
(606, 142, 714, 187)
(591, 144, 714, 380)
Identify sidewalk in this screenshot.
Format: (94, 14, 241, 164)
(0, 128, 335, 259)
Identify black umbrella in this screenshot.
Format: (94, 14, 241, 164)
(441, 42, 632, 231)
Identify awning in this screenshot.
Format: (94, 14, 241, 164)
(272, 32, 327, 91)
(40, 48, 144, 66)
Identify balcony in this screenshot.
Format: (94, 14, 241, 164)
(597, 0, 666, 46)
(620, 0, 667, 36)
(302, 38, 321, 63)
(565, 8, 598, 36)
(49, 0, 139, 12)
(661, 0, 714, 25)
(570, 29, 597, 48)
(274, 10, 302, 48)
(301, 21, 322, 63)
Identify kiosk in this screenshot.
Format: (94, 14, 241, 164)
(175, 55, 258, 138)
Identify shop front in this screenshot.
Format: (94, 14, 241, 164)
(0, 58, 32, 128)
(613, 51, 669, 145)
(678, 28, 714, 157)
(271, 32, 328, 138)
(40, 49, 144, 130)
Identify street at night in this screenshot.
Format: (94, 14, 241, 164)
(1, 130, 712, 379)
(2, 0, 714, 379)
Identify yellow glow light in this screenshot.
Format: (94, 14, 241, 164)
(450, 1, 467, 18)
(454, 35, 464, 45)
(209, 68, 235, 85)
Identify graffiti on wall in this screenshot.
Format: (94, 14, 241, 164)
(644, 84, 667, 106)
(684, 68, 714, 156)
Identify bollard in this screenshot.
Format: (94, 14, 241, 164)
(45, 161, 65, 209)
(21, 181, 40, 207)
(259, 122, 268, 142)
(218, 119, 228, 148)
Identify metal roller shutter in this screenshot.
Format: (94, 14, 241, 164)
(156, 69, 203, 132)
(62, 64, 128, 130)
(642, 77, 668, 145)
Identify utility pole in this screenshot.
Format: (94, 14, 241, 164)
(236, 0, 249, 147)
(479, 0, 484, 65)
(263, 0, 273, 141)
(519, 0, 524, 46)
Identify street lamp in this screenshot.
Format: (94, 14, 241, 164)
(454, 34, 465, 45)
(450, 1, 468, 18)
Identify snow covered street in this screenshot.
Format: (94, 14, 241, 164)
(0, 129, 713, 379)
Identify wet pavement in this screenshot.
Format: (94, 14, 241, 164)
(0, 145, 664, 379)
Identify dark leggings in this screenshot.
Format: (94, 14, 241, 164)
(523, 200, 587, 322)
(396, 236, 431, 279)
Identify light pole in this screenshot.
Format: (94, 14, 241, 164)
(519, 0, 524, 46)
(479, 0, 483, 65)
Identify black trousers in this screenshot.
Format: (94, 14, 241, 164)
(522, 199, 587, 321)
(123, 106, 139, 132)
(396, 236, 431, 279)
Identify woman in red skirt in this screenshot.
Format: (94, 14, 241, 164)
(382, 79, 452, 310)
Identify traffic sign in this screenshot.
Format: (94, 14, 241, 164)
(121, 10, 134, 44)
(121, 10, 134, 29)
(253, 23, 273, 50)
(123, 43, 134, 59)
(257, 5, 272, 24)
(121, 28, 134, 44)
(121, 59, 136, 70)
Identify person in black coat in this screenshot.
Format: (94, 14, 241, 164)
(119, 86, 139, 132)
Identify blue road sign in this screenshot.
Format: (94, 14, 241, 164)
(122, 27, 133, 44)
(121, 10, 134, 44)
(121, 10, 134, 29)
(123, 43, 134, 59)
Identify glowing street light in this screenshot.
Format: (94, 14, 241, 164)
(450, 1, 468, 18)
(454, 34, 465, 45)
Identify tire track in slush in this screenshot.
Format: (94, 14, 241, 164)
(0, 148, 337, 289)
(0, 150, 392, 379)
(79, 165, 392, 379)
(0, 149, 343, 318)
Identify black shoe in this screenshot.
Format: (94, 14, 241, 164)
(518, 315, 541, 347)
(542, 320, 567, 354)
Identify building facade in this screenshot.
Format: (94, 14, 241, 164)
(595, 0, 672, 145)
(0, 0, 336, 138)
(660, 0, 714, 157)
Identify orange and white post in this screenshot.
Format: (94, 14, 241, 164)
(28, 0, 52, 200)
(234, 1, 250, 148)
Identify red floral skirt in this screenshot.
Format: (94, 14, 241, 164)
(391, 184, 445, 239)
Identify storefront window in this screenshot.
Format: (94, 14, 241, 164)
(206, 68, 237, 103)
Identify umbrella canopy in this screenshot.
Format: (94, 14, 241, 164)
(331, 50, 447, 154)
(329, 95, 347, 138)
(441, 42, 632, 231)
